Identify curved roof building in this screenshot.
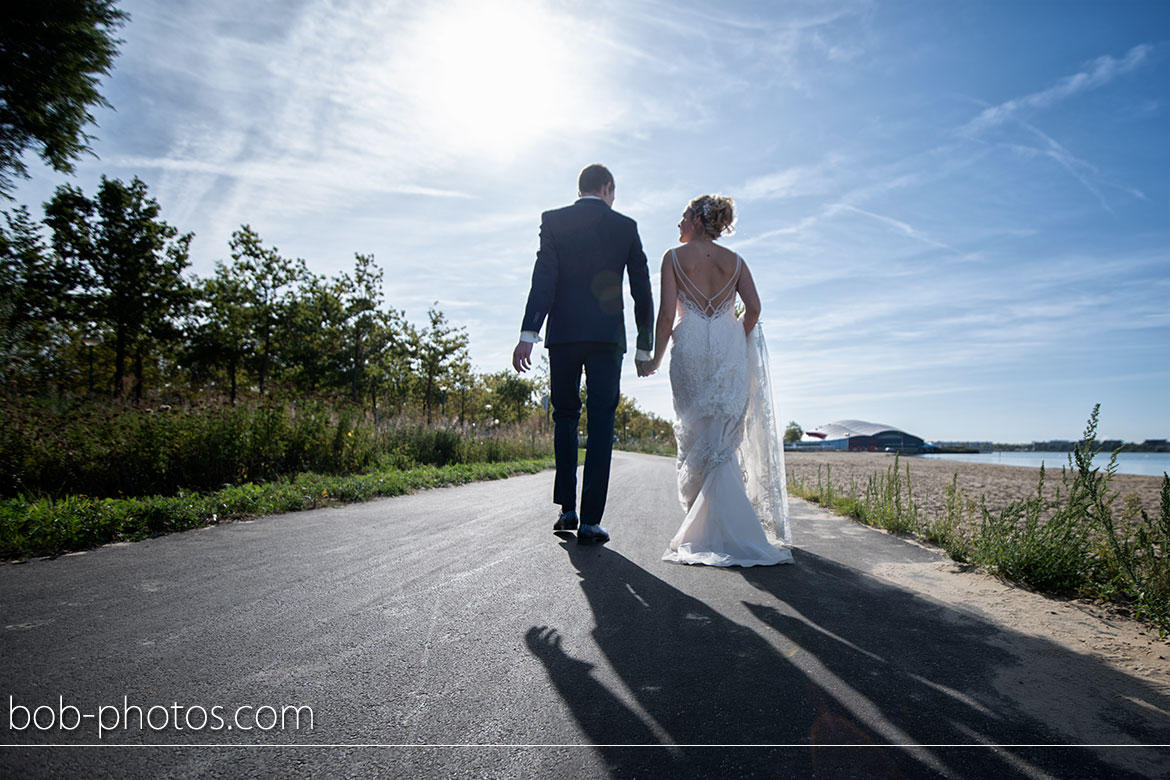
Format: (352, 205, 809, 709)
(800, 419, 925, 452)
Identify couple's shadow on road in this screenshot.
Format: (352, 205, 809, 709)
(524, 540, 1168, 779)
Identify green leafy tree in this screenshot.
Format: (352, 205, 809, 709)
(485, 370, 536, 424)
(0, 205, 86, 389)
(369, 317, 416, 415)
(281, 269, 347, 395)
(44, 176, 192, 399)
(0, 1, 128, 195)
(619, 395, 673, 444)
(784, 420, 803, 444)
(339, 253, 386, 402)
(358, 308, 410, 414)
(227, 225, 304, 395)
(446, 359, 477, 425)
(187, 263, 251, 402)
(414, 304, 469, 423)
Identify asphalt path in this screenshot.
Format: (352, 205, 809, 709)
(2, 452, 1168, 778)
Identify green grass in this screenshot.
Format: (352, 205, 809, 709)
(0, 457, 554, 560)
(789, 405, 1170, 634)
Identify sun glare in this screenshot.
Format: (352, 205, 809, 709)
(398, 0, 584, 158)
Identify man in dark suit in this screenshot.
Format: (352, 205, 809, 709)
(512, 164, 655, 544)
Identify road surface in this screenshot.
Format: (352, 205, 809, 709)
(2, 452, 1168, 778)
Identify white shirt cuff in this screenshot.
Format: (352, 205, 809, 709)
(635, 349, 652, 361)
(519, 331, 541, 343)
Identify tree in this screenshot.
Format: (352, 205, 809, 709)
(368, 317, 416, 415)
(187, 263, 251, 403)
(227, 226, 303, 395)
(784, 420, 804, 444)
(0, 1, 128, 195)
(486, 370, 536, 424)
(45, 176, 192, 399)
(0, 205, 84, 389)
(414, 305, 469, 423)
(339, 252, 384, 403)
(613, 394, 673, 446)
(281, 269, 346, 395)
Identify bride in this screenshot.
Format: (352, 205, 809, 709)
(642, 195, 794, 567)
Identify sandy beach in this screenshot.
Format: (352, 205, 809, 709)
(785, 451, 1164, 528)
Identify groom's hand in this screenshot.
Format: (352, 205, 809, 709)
(512, 341, 534, 373)
(635, 359, 655, 377)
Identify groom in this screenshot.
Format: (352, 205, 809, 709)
(512, 164, 655, 544)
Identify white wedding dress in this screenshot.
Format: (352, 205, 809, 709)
(662, 249, 794, 567)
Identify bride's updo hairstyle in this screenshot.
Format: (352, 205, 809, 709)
(688, 194, 736, 238)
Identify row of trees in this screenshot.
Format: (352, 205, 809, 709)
(1, 176, 673, 438)
(2, 176, 494, 421)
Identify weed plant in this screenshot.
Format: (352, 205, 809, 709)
(969, 463, 1093, 595)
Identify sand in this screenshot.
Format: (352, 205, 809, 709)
(783, 451, 1170, 740)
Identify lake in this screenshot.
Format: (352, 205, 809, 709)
(917, 451, 1170, 478)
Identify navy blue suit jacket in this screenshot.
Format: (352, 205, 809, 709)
(521, 198, 654, 354)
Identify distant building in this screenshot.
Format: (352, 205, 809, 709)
(934, 441, 993, 452)
(1035, 440, 1075, 451)
(795, 419, 925, 454)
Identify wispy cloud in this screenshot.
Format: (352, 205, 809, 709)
(111, 155, 475, 199)
(827, 204, 955, 252)
(739, 156, 844, 201)
(962, 43, 1154, 134)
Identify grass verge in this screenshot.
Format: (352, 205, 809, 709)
(0, 457, 554, 561)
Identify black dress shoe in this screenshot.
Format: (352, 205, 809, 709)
(553, 510, 579, 532)
(576, 524, 610, 545)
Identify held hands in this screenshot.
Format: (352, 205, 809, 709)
(512, 340, 534, 373)
(635, 358, 659, 377)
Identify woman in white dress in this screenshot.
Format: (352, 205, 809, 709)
(643, 195, 794, 567)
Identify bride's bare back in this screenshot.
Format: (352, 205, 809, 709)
(671, 242, 741, 315)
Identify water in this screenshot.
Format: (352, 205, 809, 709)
(917, 451, 1170, 478)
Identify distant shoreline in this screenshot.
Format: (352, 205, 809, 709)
(916, 450, 1168, 478)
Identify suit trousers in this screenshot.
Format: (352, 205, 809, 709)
(548, 342, 623, 525)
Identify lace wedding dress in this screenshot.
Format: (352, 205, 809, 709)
(662, 249, 794, 567)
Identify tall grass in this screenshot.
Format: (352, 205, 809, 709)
(790, 455, 923, 536)
(0, 397, 552, 499)
(0, 396, 557, 560)
(788, 406, 1170, 634)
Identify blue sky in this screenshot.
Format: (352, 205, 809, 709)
(10, 0, 1169, 442)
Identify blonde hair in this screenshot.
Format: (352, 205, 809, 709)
(687, 194, 736, 238)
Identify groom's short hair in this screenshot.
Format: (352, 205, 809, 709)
(578, 164, 614, 195)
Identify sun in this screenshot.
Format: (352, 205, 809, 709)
(397, 0, 584, 159)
